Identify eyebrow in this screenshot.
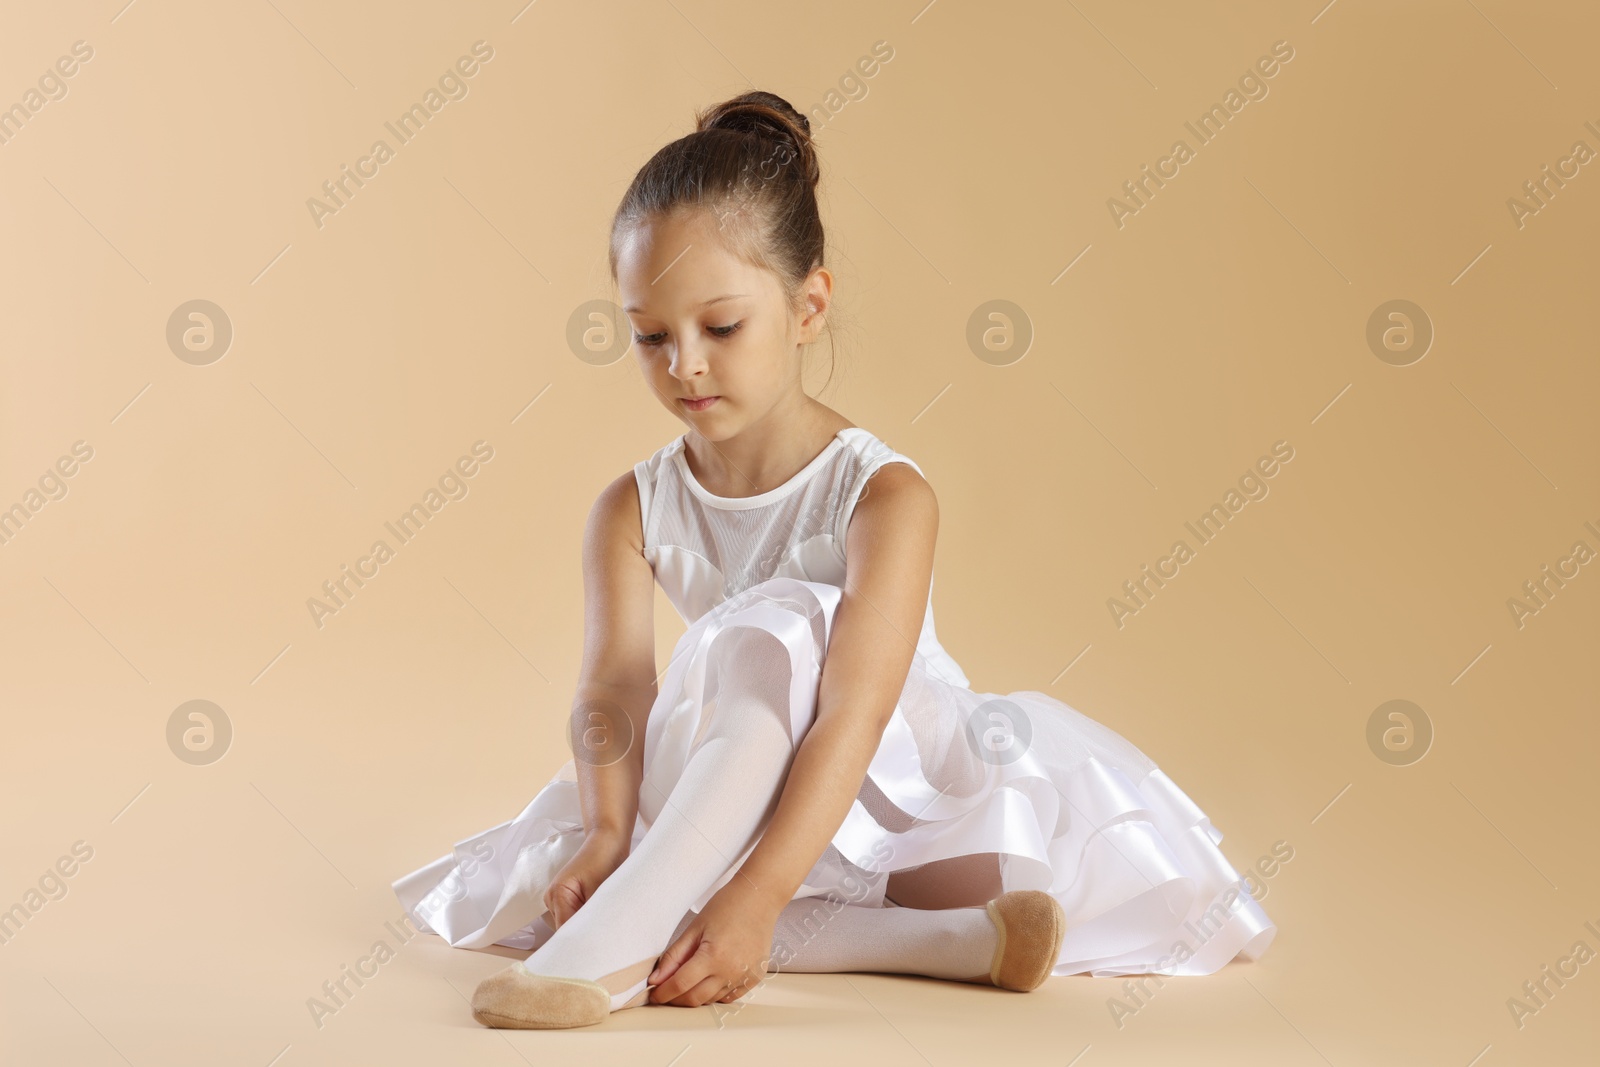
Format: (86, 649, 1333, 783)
(623, 294, 748, 314)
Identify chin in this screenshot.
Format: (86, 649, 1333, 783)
(681, 413, 742, 442)
(681, 418, 730, 440)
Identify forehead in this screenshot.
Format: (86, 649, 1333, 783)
(617, 213, 772, 315)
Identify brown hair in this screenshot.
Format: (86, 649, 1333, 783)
(609, 90, 840, 394)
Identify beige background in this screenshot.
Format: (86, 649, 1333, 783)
(2, 0, 1597, 1064)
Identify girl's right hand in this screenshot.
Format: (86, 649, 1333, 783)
(543, 827, 632, 930)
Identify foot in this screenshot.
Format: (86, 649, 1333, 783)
(963, 890, 1067, 992)
(470, 961, 609, 1029)
(469, 956, 657, 1029)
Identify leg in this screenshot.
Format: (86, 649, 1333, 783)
(769, 897, 998, 983)
(762, 882, 1068, 994)
(474, 624, 802, 1023)
(885, 852, 1006, 909)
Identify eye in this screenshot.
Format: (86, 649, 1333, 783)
(632, 322, 744, 347)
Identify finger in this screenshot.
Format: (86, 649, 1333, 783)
(675, 975, 730, 1008)
(721, 967, 762, 1002)
(546, 882, 582, 927)
(651, 941, 712, 1004)
(648, 926, 701, 988)
(551, 881, 583, 909)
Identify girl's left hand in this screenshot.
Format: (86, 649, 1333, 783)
(647, 879, 779, 1007)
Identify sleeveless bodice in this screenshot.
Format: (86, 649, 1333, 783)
(633, 426, 970, 687)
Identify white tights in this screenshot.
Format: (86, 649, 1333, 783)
(522, 625, 803, 1008)
(769, 897, 996, 982)
(521, 624, 998, 1009)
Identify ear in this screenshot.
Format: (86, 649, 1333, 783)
(801, 267, 833, 326)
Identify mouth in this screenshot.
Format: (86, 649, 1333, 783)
(680, 396, 721, 412)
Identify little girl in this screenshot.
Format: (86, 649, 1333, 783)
(393, 89, 1276, 1030)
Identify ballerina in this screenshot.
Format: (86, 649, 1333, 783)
(393, 88, 1276, 1030)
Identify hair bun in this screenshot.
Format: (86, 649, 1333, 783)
(696, 90, 818, 187)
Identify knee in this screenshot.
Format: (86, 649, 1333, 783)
(703, 625, 795, 733)
(707, 589, 829, 672)
(685, 593, 830, 745)
(697, 620, 800, 748)
(707, 622, 789, 670)
(710, 579, 833, 655)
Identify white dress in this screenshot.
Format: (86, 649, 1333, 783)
(392, 426, 1277, 977)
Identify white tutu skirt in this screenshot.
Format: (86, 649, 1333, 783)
(393, 577, 1276, 978)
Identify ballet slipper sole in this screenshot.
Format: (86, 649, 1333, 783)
(985, 890, 1067, 992)
(470, 961, 611, 1029)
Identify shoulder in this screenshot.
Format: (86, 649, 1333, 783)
(587, 467, 646, 553)
(838, 430, 935, 511)
(833, 430, 937, 552)
(590, 437, 684, 549)
(843, 459, 938, 563)
(857, 457, 934, 508)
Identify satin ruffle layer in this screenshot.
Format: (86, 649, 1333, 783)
(393, 577, 1276, 977)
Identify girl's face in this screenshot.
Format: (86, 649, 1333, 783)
(617, 209, 824, 441)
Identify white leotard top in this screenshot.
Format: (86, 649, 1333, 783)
(633, 426, 970, 688)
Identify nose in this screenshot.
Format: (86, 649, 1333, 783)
(668, 341, 710, 382)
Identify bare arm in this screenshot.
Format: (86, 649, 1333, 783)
(570, 470, 659, 842)
(729, 462, 939, 912)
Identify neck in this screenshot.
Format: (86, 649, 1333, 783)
(684, 397, 842, 498)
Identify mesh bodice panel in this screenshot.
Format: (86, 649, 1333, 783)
(634, 426, 970, 687)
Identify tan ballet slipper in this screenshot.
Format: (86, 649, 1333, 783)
(957, 889, 1068, 992)
(470, 956, 657, 1029)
